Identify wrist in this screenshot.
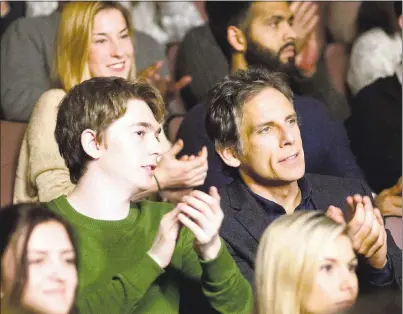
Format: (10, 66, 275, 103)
(147, 250, 168, 269)
(368, 254, 388, 270)
(197, 235, 222, 261)
(153, 168, 166, 190)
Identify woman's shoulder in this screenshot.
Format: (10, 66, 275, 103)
(30, 89, 66, 118)
(37, 88, 66, 104)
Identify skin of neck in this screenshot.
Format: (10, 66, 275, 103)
(240, 171, 302, 214)
(67, 166, 139, 221)
(230, 53, 248, 74)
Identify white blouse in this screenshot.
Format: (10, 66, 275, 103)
(348, 28, 402, 95)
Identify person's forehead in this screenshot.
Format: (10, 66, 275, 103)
(322, 235, 355, 261)
(121, 99, 160, 128)
(250, 1, 291, 20)
(241, 88, 294, 121)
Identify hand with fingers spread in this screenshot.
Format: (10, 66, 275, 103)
(147, 207, 182, 268)
(137, 60, 192, 104)
(375, 177, 402, 217)
(177, 187, 224, 261)
(346, 195, 387, 269)
(290, 1, 320, 77)
(155, 139, 208, 190)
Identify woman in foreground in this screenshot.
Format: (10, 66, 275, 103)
(255, 211, 358, 314)
(1, 203, 78, 314)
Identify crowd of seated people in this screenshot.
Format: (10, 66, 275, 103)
(0, 1, 401, 313)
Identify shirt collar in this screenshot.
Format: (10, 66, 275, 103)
(240, 176, 313, 210)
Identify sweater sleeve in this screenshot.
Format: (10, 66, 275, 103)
(78, 253, 164, 313)
(27, 89, 75, 202)
(179, 229, 253, 314)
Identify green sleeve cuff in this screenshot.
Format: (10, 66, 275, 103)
(118, 253, 164, 297)
(199, 237, 236, 282)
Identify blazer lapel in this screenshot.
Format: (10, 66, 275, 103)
(227, 180, 273, 242)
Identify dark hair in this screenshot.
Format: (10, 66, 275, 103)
(206, 1, 252, 61)
(394, 1, 402, 18)
(55, 76, 166, 184)
(0, 203, 79, 309)
(205, 67, 293, 155)
(356, 2, 400, 37)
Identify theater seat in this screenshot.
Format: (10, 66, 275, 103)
(1, 120, 27, 206)
(385, 217, 402, 249)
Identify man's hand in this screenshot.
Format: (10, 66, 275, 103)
(155, 139, 208, 190)
(326, 195, 388, 269)
(347, 195, 387, 269)
(137, 60, 192, 104)
(375, 177, 402, 217)
(290, 1, 320, 77)
(148, 207, 181, 268)
(177, 187, 224, 261)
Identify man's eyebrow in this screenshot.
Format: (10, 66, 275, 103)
(285, 113, 297, 120)
(129, 122, 161, 133)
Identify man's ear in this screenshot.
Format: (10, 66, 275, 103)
(81, 129, 102, 159)
(217, 146, 241, 168)
(227, 25, 247, 53)
(399, 16, 402, 30)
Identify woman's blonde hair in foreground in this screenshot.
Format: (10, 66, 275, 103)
(255, 211, 347, 314)
(52, 1, 136, 92)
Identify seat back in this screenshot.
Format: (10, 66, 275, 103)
(1, 120, 27, 206)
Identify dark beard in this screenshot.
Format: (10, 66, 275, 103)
(244, 37, 300, 79)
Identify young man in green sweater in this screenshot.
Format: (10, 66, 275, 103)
(46, 77, 252, 313)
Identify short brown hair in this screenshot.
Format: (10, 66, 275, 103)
(55, 76, 165, 184)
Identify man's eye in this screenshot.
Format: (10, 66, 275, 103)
(348, 264, 358, 272)
(288, 118, 297, 125)
(136, 131, 145, 136)
(259, 126, 271, 133)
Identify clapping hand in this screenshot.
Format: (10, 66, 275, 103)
(327, 195, 387, 269)
(177, 187, 224, 261)
(138, 60, 192, 105)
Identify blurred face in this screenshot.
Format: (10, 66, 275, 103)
(304, 235, 359, 314)
(88, 8, 134, 79)
(97, 99, 162, 192)
(1, 222, 78, 314)
(233, 87, 305, 186)
(244, 2, 298, 75)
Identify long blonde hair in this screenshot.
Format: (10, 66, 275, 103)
(254, 211, 347, 314)
(52, 1, 136, 92)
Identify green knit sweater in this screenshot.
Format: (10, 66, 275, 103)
(47, 196, 252, 314)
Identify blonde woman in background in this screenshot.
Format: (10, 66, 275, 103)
(255, 211, 358, 314)
(14, 1, 207, 204)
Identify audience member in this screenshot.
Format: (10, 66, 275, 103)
(205, 68, 401, 293)
(1, 203, 78, 314)
(125, 1, 204, 46)
(255, 211, 357, 314)
(346, 61, 402, 196)
(176, 1, 350, 121)
(176, 1, 364, 193)
(0, 2, 169, 121)
(347, 1, 402, 96)
(13, 1, 207, 205)
(46, 76, 252, 313)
